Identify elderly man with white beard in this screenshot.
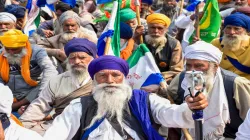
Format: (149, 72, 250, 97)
(42, 55, 208, 140)
(36, 10, 97, 71)
(211, 13, 250, 80)
(18, 38, 97, 135)
(0, 29, 58, 114)
(0, 12, 16, 36)
(167, 41, 250, 139)
(135, 13, 183, 83)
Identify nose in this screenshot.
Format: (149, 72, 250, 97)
(0, 24, 6, 29)
(106, 74, 115, 84)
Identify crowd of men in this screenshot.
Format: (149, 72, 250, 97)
(0, 0, 250, 139)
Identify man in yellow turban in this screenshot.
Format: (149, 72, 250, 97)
(0, 29, 58, 113)
(134, 13, 183, 83)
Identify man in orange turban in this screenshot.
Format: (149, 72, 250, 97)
(134, 13, 183, 83)
(0, 29, 58, 113)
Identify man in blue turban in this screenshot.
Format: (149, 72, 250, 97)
(141, 0, 153, 19)
(5, 4, 26, 30)
(43, 55, 208, 140)
(211, 12, 250, 80)
(19, 38, 97, 135)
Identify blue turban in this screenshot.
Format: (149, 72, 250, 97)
(88, 55, 129, 79)
(5, 4, 26, 19)
(120, 22, 133, 39)
(224, 13, 250, 32)
(142, 0, 153, 5)
(64, 38, 97, 58)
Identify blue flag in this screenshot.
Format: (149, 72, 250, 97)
(61, 0, 76, 7)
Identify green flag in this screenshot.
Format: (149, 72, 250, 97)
(189, 0, 221, 43)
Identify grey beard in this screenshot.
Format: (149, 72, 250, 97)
(161, 5, 177, 20)
(66, 62, 89, 83)
(222, 33, 249, 52)
(145, 35, 167, 53)
(85, 80, 132, 130)
(4, 48, 27, 65)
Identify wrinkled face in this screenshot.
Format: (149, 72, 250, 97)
(0, 22, 15, 34)
(4, 47, 23, 55)
(95, 70, 124, 85)
(224, 25, 246, 37)
(235, 0, 248, 7)
(141, 3, 149, 11)
(68, 52, 93, 72)
(126, 18, 137, 30)
(148, 23, 167, 37)
(63, 18, 79, 33)
(186, 59, 210, 72)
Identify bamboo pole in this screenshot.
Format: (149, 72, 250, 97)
(135, 0, 143, 44)
(21, 9, 29, 30)
(194, 4, 200, 38)
(104, 37, 112, 55)
(178, 0, 185, 16)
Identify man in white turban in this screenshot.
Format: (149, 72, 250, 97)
(166, 41, 250, 139)
(0, 84, 42, 140)
(36, 10, 97, 72)
(0, 12, 16, 36)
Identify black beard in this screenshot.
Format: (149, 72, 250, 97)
(161, 5, 177, 20)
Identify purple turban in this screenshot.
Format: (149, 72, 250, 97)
(64, 38, 97, 58)
(88, 55, 129, 79)
(224, 12, 250, 32)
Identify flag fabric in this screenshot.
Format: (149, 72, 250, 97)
(126, 44, 165, 89)
(36, 0, 55, 11)
(97, 0, 120, 57)
(23, 0, 40, 36)
(189, 0, 221, 43)
(186, 0, 203, 11)
(97, 0, 113, 4)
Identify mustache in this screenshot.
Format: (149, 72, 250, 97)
(0, 29, 8, 32)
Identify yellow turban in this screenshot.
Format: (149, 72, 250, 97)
(0, 29, 28, 48)
(0, 29, 38, 87)
(146, 13, 171, 28)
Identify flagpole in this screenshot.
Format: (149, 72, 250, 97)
(104, 1, 118, 55)
(135, 0, 143, 44)
(178, 0, 185, 16)
(22, 9, 29, 30)
(194, 4, 200, 38)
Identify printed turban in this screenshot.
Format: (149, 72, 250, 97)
(88, 55, 129, 79)
(0, 29, 28, 48)
(142, 0, 153, 5)
(5, 4, 26, 18)
(224, 12, 250, 32)
(59, 11, 81, 26)
(146, 13, 171, 28)
(0, 83, 13, 117)
(0, 12, 16, 23)
(184, 41, 222, 64)
(64, 38, 97, 58)
(120, 8, 136, 22)
(120, 22, 133, 39)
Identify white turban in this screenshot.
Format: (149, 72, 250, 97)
(184, 41, 223, 64)
(0, 84, 13, 117)
(59, 11, 81, 26)
(0, 12, 17, 23)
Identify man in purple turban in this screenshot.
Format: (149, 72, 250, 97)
(19, 38, 97, 135)
(43, 55, 208, 140)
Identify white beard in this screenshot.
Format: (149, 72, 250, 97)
(223, 33, 249, 52)
(4, 48, 27, 65)
(85, 80, 132, 129)
(66, 62, 89, 84)
(145, 35, 167, 53)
